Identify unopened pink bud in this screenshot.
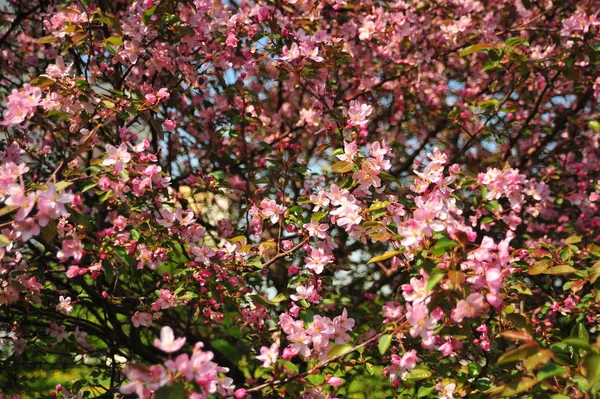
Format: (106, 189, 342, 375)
(327, 377, 343, 387)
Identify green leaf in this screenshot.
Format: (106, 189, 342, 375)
(544, 265, 577, 275)
(327, 344, 352, 359)
(0, 235, 10, 246)
(30, 76, 56, 88)
(537, 363, 568, 381)
(417, 385, 435, 397)
(105, 35, 123, 46)
(497, 344, 539, 365)
(523, 349, 553, 370)
(209, 170, 225, 180)
(55, 181, 73, 191)
(584, 352, 600, 385)
(42, 221, 58, 242)
(378, 171, 401, 185)
(81, 181, 97, 193)
(249, 295, 271, 307)
(155, 383, 184, 399)
(589, 120, 600, 132)
(431, 238, 459, 256)
(403, 368, 432, 380)
(367, 250, 402, 264)
(499, 376, 538, 396)
(505, 313, 533, 335)
(459, 43, 494, 57)
(561, 338, 591, 351)
(367, 201, 391, 211)
(283, 360, 299, 374)
(0, 205, 17, 217)
(527, 260, 549, 275)
(505, 37, 529, 48)
(565, 236, 582, 245)
(142, 5, 157, 25)
(571, 323, 589, 342)
(425, 273, 444, 293)
(211, 339, 241, 362)
(306, 373, 325, 385)
(378, 334, 392, 355)
(103, 262, 114, 285)
(331, 161, 354, 173)
(480, 216, 494, 225)
(271, 293, 286, 303)
(36, 35, 58, 44)
(311, 211, 327, 222)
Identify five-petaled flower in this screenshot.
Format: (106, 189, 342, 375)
(256, 343, 279, 367)
(154, 326, 186, 353)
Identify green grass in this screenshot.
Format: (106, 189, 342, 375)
(3, 366, 109, 398)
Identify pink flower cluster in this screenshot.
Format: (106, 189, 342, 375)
(2, 179, 75, 246)
(477, 167, 552, 218)
(279, 309, 354, 361)
(314, 184, 363, 231)
(352, 141, 393, 192)
(121, 326, 234, 398)
(383, 350, 418, 382)
(248, 198, 286, 236)
(459, 235, 514, 310)
(1, 84, 42, 126)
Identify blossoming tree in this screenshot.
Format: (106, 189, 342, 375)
(0, 0, 599, 398)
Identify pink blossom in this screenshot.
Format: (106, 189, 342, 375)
(337, 141, 358, 162)
(406, 302, 437, 343)
(452, 293, 485, 323)
(36, 182, 74, 227)
(14, 217, 40, 241)
(385, 350, 418, 381)
(156, 87, 170, 100)
(282, 346, 299, 360)
(164, 119, 177, 131)
(436, 382, 456, 399)
(259, 198, 286, 224)
(281, 43, 300, 62)
(256, 343, 279, 367)
(1, 84, 42, 126)
(300, 44, 324, 62)
(346, 101, 372, 127)
(226, 32, 238, 47)
(438, 337, 463, 357)
(290, 284, 318, 302)
(327, 376, 343, 387)
(191, 244, 215, 265)
(56, 296, 73, 314)
(46, 323, 68, 342)
(382, 302, 403, 322)
(154, 326, 186, 353)
(305, 222, 329, 239)
(102, 143, 131, 173)
(57, 235, 84, 263)
(4, 184, 35, 220)
(45, 56, 72, 78)
(66, 265, 87, 278)
(304, 247, 333, 274)
(132, 311, 153, 328)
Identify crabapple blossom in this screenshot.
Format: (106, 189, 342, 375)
(1, 1, 598, 398)
(154, 326, 186, 353)
(256, 343, 279, 367)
